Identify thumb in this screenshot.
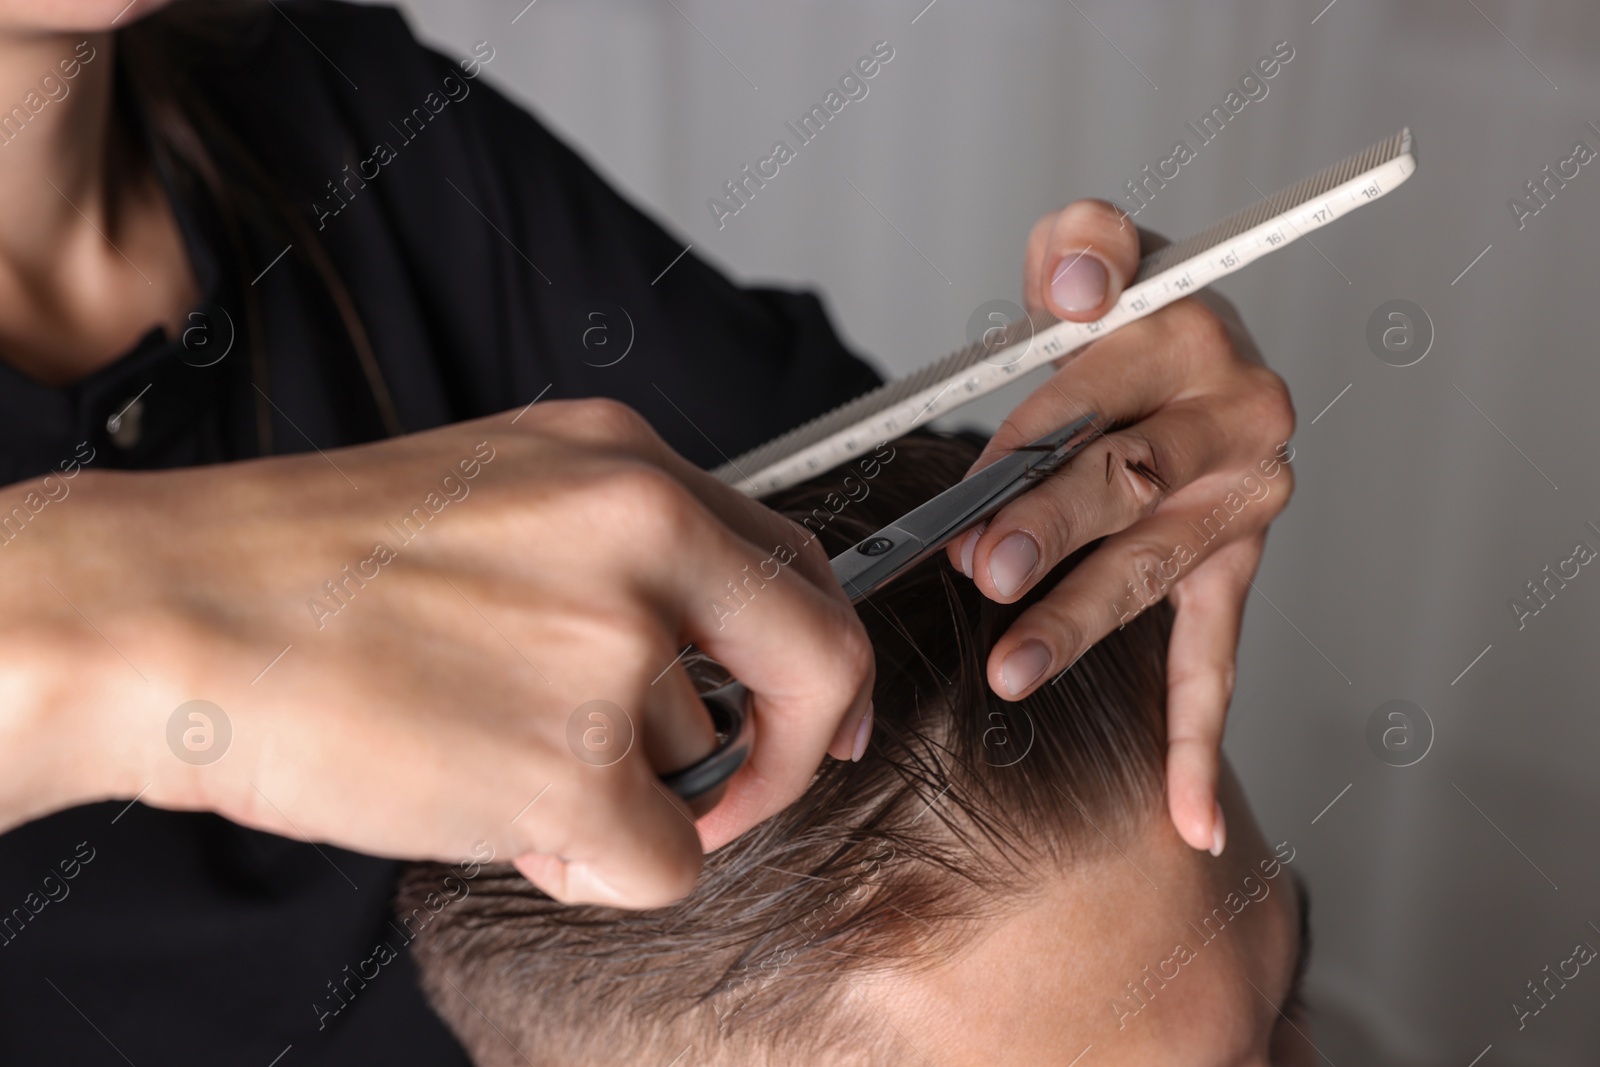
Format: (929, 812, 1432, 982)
(1027, 198, 1143, 321)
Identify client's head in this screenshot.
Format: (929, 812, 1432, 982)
(398, 431, 1314, 1067)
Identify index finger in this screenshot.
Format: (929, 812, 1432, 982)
(596, 411, 877, 845)
(518, 478, 873, 903)
(674, 525, 875, 852)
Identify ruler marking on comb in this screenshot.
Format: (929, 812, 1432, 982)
(719, 129, 1415, 496)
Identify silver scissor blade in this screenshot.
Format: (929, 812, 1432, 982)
(829, 415, 1099, 603)
(831, 522, 926, 603)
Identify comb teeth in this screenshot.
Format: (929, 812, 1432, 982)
(716, 128, 1412, 488)
(718, 302, 1061, 485)
(1134, 126, 1411, 282)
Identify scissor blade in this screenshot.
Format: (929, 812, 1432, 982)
(829, 415, 1099, 603)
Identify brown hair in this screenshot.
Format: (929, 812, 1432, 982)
(397, 431, 1173, 1066)
(118, 1, 403, 455)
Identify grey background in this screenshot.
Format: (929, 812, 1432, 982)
(374, 0, 1600, 1061)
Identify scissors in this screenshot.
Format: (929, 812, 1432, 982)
(660, 414, 1103, 807)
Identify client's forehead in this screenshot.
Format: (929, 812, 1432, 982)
(858, 770, 1301, 1066)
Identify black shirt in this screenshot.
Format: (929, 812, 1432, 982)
(0, 4, 880, 1063)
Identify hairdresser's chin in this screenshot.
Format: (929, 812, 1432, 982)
(0, 0, 174, 34)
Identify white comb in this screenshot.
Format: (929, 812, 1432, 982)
(715, 127, 1416, 496)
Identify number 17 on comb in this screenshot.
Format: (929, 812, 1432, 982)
(716, 127, 1416, 497)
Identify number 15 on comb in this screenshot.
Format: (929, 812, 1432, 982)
(716, 127, 1416, 497)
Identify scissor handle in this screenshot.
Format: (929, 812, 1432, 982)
(659, 681, 753, 804)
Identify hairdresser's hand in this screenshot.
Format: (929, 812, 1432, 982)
(0, 399, 872, 909)
(945, 198, 1295, 856)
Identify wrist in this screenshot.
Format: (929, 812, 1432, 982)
(0, 471, 164, 827)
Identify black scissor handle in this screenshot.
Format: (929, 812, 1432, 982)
(659, 681, 753, 805)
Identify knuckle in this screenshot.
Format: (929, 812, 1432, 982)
(1168, 298, 1234, 364)
(1116, 536, 1190, 611)
(1245, 366, 1297, 444)
(1114, 432, 1167, 513)
(1171, 651, 1236, 693)
(790, 521, 834, 570)
(834, 647, 875, 708)
(1026, 594, 1090, 658)
(590, 461, 703, 549)
(1066, 197, 1133, 234)
(1270, 460, 1296, 509)
(1056, 199, 1141, 264)
(835, 613, 874, 679)
(516, 773, 580, 855)
(540, 397, 655, 449)
(1122, 536, 1176, 582)
(1167, 668, 1233, 726)
(1193, 286, 1242, 323)
(647, 856, 702, 907)
(1014, 478, 1095, 561)
(605, 619, 669, 684)
(820, 604, 874, 692)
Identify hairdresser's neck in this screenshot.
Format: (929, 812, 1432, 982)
(0, 31, 116, 274)
(0, 28, 196, 388)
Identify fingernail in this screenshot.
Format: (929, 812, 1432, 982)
(1001, 640, 1052, 696)
(851, 700, 874, 762)
(989, 532, 1039, 598)
(1209, 800, 1227, 857)
(958, 523, 987, 579)
(1050, 251, 1108, 314)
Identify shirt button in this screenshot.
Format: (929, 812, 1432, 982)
(107, 396, 146, 449)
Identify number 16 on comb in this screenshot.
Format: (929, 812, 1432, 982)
(716, 127, 1416, 498)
